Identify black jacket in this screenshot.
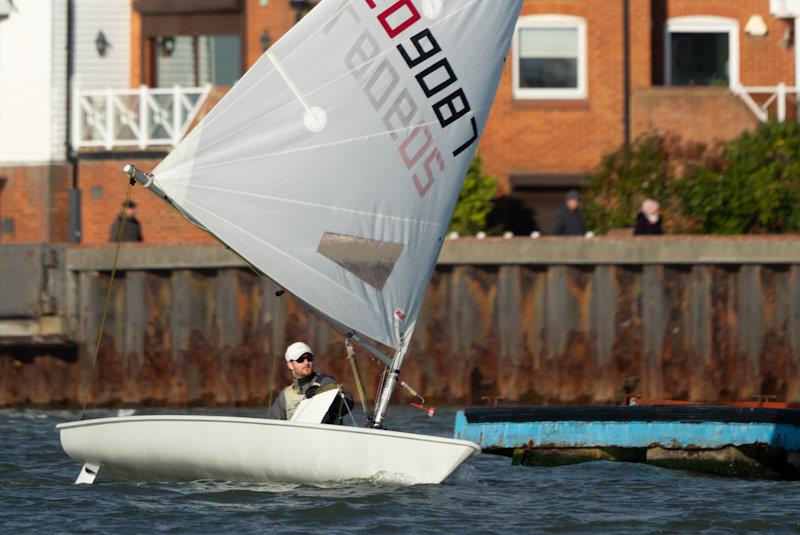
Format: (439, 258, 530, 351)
(550, 205, 587, 236)
(109, 215, 143, 242)
(633, 213, 663, 235)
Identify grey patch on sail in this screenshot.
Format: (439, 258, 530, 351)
(317, 232, 405, 291)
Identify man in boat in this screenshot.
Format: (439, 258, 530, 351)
(267, 341, 354, 424)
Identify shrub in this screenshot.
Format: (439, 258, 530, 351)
(581, 133, 675, 234)
(449, 155, 498, 235)
(674, 121, 800, 234)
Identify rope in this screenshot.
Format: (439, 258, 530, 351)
(345, 338, 372, 422)
(80, 179, 135, 420)
(266, 283, 284, 407)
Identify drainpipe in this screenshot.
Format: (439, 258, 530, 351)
(622, 0, 632, 146)
(795, 17, 800, 106)
(65, 0, 80, 243)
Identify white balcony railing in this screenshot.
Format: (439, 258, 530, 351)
(734, 83, 798, 123)
(72, 84, 212, 150)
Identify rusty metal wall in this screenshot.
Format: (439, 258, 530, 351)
(1, 254, 799, 407)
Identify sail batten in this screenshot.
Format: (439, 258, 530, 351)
(152, 0, 523, 349)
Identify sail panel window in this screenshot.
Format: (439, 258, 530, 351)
(665, 17, 739, 88)
(513, 15, 587, 100)
(317, 232, 405, 291)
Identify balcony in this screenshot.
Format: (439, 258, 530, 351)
(72, 84, 213, 151)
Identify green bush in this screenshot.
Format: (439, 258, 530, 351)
(582, 122, 800, 234)
(674, 121, 800, 234)
(581, 133, 674, 234)
(448, 155, 497, 235)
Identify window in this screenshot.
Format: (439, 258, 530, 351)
(512, 15, 587, 100)
(155, 35, 241, 87)
(665, 17, 739, 87)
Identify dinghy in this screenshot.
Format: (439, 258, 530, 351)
(57, 0, 522, 485)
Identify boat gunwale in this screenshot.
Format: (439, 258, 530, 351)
(56, 415, 481, 451)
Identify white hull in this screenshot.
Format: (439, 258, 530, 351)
(57, 416, 480, 485)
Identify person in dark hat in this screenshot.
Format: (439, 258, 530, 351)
(109, 200, 143, 242)
(550, 189, 587, 236)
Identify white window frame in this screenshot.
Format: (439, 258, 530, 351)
(512, 14, 588, 100)
(665, 16, 740, 88)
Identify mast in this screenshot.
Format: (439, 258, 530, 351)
(372, 321, 416, 427)
(372, 342, 406, 428)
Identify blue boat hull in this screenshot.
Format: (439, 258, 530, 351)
(454, 406, 800, 478)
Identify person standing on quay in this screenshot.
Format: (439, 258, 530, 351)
(550, 189, 587, 236)
(109, 200, 143, 242)
(634, 198, 663, 235)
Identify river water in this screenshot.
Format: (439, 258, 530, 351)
(2, 406, 799, 534)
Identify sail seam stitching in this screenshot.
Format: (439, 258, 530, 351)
(180, 196, 374, 305)
(182, 184, 443, 227)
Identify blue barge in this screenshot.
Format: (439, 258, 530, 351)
(454, 405, 800, 478)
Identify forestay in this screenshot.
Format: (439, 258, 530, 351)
(151, 0, 522, 350)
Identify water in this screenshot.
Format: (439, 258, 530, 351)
(2, 407, 800, 534)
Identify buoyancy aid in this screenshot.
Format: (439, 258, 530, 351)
(283, 375, 327, 420)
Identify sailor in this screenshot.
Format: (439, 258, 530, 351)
(266, 341, 354, 424)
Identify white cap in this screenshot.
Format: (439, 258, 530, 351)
(285, 341, 314, 362)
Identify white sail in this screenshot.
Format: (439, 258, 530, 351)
(152, 0, 522, 349)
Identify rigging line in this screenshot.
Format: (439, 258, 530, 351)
(266, 280, 284, 407)
(179, 196, 374, 307)
(80, 180, 134, 420)
(179, 185, 444, 228)
(345, 338, 372, 421)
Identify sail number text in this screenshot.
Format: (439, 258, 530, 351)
(324, 0, 478, 199)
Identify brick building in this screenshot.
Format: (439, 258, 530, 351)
(0, 0, 797, 244)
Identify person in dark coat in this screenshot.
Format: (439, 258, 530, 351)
(550, 189, 587, 236)
(633, 198, 663, 236)
(109, 200, 143, 242)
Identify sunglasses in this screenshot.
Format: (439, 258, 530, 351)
(293, 354, 314, 364)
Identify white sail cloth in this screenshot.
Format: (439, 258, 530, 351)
(152, 0, 522, 350)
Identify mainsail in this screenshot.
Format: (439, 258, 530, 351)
(151, 0, 522, 351)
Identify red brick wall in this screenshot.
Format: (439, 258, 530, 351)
(657, 0, 794, 87)
(243, 0, 298, 68)
(78, 159, 215, 246)
(0, 165, 72, 244)
(632, 87, 761, 144)
(632, 0, 790, 146)
(479, 0, 632, 194)
(478, 0, 795, 194)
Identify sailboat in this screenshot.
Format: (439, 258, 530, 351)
(57, 0, 523, 485)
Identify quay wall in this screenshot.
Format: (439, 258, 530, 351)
(1, 237, 799, 407)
